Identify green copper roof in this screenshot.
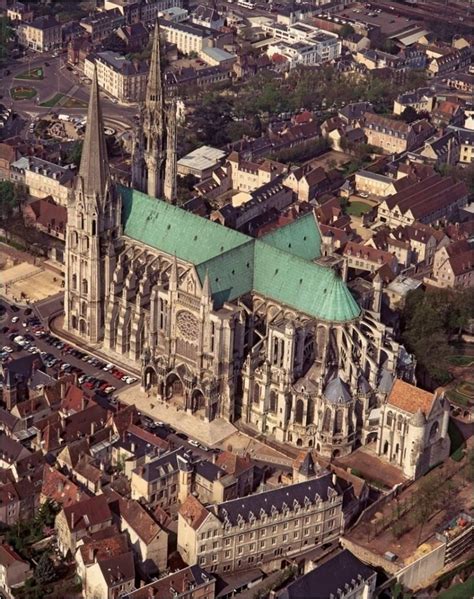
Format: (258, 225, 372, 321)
(253, 242, 360, 323)
(121, 187, 249, 264)
(261, 212, 322, 261)
(120, 187, 361, 323)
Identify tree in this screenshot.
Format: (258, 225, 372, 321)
(413, 477, 438, 545)
(339, 23, 355, 39)
(0, 180, 18, 221)
(400, 106, 418, 124)
(65, 141, 83, 168)
(35, 552, 56, 586)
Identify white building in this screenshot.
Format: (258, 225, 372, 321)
(377, 379, 450, 479)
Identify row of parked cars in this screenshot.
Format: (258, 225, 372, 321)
(42, 334, 138, 391)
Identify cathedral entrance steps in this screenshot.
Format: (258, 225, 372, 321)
(117, 384, 237, 447)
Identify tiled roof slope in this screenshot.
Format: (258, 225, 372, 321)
(120, 188, 360, 323)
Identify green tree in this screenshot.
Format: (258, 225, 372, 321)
(65, 140, 83, 168)
(400, 106, 418, 123)
(339, 23, 355, 39)
(35, 552, 56, 586)
(0, 180, 17, 220)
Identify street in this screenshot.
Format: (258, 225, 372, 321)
(1, 49, 137, 140)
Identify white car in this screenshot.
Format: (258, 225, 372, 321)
(11, 316, 19, 323)
(188, 439, 200, 447)
(359, 192, 369, 199)
(124, 376, 137, 384)
(2, 346, 13, 353)
(103, 363, 114, 372)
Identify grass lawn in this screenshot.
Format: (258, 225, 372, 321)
(62, 96, 87, 109)
(346, 201, 372, 216)
(15, 67, 44, 80)
(438, 578, 474, 599)
(447, 355, 474, 366)
(40, 93, 65, 107)
(10, 86, 37, 100)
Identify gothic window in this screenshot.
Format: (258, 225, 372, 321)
(82, 279, 88, 295)
(272, 337, 279, 365)
(79, 319, 86, 335)
(386, 411, 393, 426)
(71, 315, 77, 329)
(71, 231, 78, 247)
(72, 274, 77, 290)
(295, 399, 304, 424)
(335, 409, 343, 434)
(253, 383, 260, 404)
(307, 398, 315, 424)
(210, 322, 215, 353)
(159, 298, 167, 330)
(322, 407, 331, 432)
(397, 416, 403, 431)
(81, 302, 87, 317)
(269, 391, 277, 413)
(92, 219, 97, 235)
(79, 213, 84, 229)
(125, 319, 132, 353)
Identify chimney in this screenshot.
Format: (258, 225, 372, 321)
(91, 421, 96, 435)
(331, 473, 337, 486)
(70, 512, 75, 530)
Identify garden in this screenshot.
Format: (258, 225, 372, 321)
(15, 67, 44, 80)
(10, 86, 37, 100)
(346, 201, 372, 217)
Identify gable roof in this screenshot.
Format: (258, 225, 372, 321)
(118, 498, 163, 545)
(121, 187, 360, 323)
(276, 549, 374, 599)
(62, 494, 111, 532)
(179, 495, 210, 530)
(387, 379, 434, 415)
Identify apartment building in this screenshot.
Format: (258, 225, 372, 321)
(178, 473, 344, 574)
(131, 448, 239, 509)
(364, 113, 434, 154)
(84, 51, 148, 103)
(393, 87, 436, 116)
(160, 20, 213, 54)
(17, 15, 61, 52)
(7, 2, 34, 23)
(105, 0, 184, 24)
(11, 157, 75, 207)
(80, 9, 125, 43)
(377, 174, 468, 227)
(429, 241, 474, 289)
(448, 127, 474, 165)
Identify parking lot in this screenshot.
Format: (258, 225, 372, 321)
(0, 298, 220, 458)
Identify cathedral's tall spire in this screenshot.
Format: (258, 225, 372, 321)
(146, 19, 164, 111)
(164, 96, 177, 204)
(78, 66, 109, 197)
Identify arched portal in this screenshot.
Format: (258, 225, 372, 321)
(191, 389, 206, 415)
(144, 367, 158, 391)
(166, 373, 185, 409)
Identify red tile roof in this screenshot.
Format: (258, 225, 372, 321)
(41, 466, 83, 508)
(62, 494, 112, 532)
(179, 496, 209, 531)
(387, 379, 434, 415)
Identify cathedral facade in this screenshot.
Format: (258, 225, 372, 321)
(64, 24, 424, 462)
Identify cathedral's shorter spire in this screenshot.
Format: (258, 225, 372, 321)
(78, 66, 109, 197)
(146, 19, 164, 107)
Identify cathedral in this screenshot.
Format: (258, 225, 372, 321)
(64, 22, 449, 468)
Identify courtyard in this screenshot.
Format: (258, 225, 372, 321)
(0, 247, 62, 304)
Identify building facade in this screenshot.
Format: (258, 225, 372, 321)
(17, 16, 61, 52)
(178, 474, 344, 574)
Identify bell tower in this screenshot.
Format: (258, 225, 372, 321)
(64, 67, 121, 344)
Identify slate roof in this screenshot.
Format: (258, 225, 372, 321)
(211, 474, 337, 526)
(121, 187, 360, 323)
(323, 376, 352, 405)
(276, 549, 375, 599)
